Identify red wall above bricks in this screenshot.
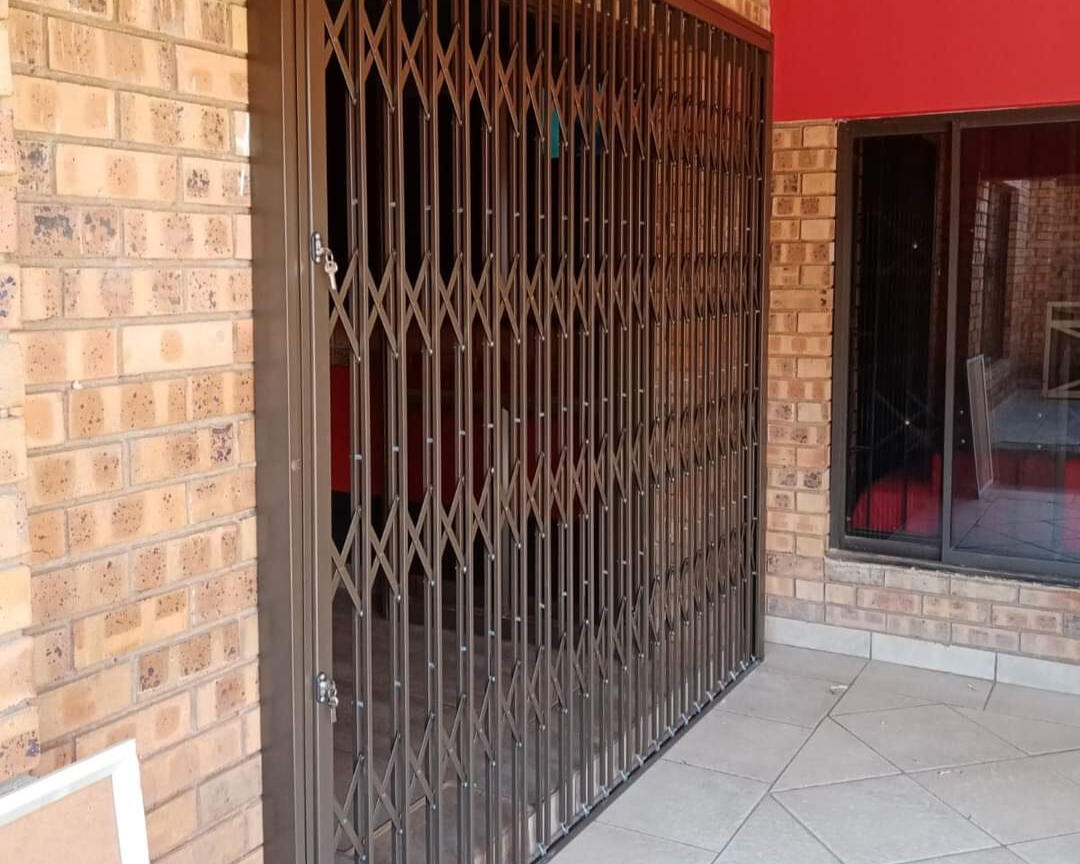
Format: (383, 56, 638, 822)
(773, 0, 1080, 122)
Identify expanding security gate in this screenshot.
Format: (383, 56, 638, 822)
(304, 0, 770, 859)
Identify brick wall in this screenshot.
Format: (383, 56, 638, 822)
(0, 0, 36, 786)
(5, 0, 260, 861)
(765, 120, 1080, 670)
(765, 121, 836, 612)
(821, 557, 1080, 660)
(1004, 178, 1080, 385)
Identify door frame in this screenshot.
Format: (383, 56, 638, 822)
(249, 2, 773, 863)
(250, 0, 317, 859)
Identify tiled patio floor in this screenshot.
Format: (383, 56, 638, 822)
(552, 644, 1080, 864)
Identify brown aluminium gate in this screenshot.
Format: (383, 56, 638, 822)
(304, 0, 771, 860)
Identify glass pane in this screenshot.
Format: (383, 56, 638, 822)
(845, 133, 949, 545)
(950, 121, 1080, 565)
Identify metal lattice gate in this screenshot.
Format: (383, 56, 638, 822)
(305, 0, 769, 860)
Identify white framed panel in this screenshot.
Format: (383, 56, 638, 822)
(0, 739, 149, 864)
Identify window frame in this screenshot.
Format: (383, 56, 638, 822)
(831, 106, 1080, 583)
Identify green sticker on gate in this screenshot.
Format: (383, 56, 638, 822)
(550, 105, 561, 159)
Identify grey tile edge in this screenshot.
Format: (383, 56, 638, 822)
(870, 633, 997, 681)
(996, 653, 1080, 697)
(767, 616, 1080, 698)
(764, 615, 871, 658)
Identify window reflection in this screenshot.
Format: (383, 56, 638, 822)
(951, 122, 1080, 564)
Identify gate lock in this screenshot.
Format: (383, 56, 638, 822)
(315, 671, 339, 724)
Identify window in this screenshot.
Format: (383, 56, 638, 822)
(834, 114, 1080, 579)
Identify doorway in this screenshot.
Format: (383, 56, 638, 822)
(260, 0, 772, 861)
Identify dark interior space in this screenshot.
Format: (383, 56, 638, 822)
(845, 133, 947, 544)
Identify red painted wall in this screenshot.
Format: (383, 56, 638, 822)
(773, 0, 1080, 122)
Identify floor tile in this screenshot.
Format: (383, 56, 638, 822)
(831, 676, 935, 715)
(774, 717, 898, 790)
(1031, 749, 1080, 784)
(554, 666, 1080, 862)
(912, 851, 1024, 863)
(598, 760, 767, 852)
(551, 822, 717, 864)
(986, 684, 1080, 728)
(957, 707, 1080, 755)
(715, 796, 839, 864)
(1010, 833, 1080, 864)
(857, 661, 992, 709)
(776, 775, 996, 864)
(665, 708, 811, 782)
(837, 705, 1023, 771)
(763, 643, 867, 684)
(718, 668, 841, 728)
(914, 758, 1080, 844)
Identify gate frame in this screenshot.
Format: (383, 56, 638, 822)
(249, 2, 773, 863)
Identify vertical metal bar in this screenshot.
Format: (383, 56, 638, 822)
(642, 0, 657, 756)
(733, 34, 746, 682)
(444, 0, 468, 855)
(674, 0, 683, 728)
(673, 7, 687, 727)
(511, 0, 527, 856)
(651, 0, 665, 744)
(599, 0, 615, 798)
(754, 42, 772, 661)
(740, 42, 753, 665)
(743, 41, 757, 663)
(656, 0, 670, 740)
(538, 0, 555, 851)
(615, 0, 631, 782)
(624, 0, 640, 766)
(691, 15, 699, 717)
(461, 1, 478, 860)
(702, 21, 716, 698)
(941, 122, 962, 563)
(747, 44, 765, 663)
(565, 0, 581, 825)
(391, 0, 409, 858)
(342, 0, 364, 854)
(601, 0, 614, 792)
(419, 2, 441, 859)
(666, 6, 679, 730)
(585, 0, 598, 807)
(738, 38, 756, 660)
(690, 9, 702, 712)
(721, 30, 735, 687)
(745, 41, 759, 662)
(554, 0, 573, 833)
(671, 7, 684, 724)
(483, 0, 500, 853)
(734, 35, 747, 668)
(713, 27, 725, 690)
(307, 0, 332, 856)
(706, 24, 719, 690)
(352, 0, 375, 855)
